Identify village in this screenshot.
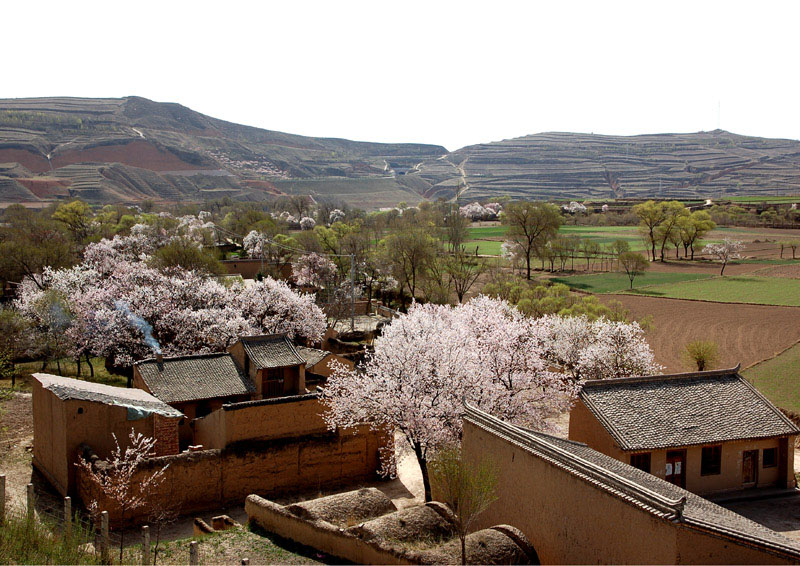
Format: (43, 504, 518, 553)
(0, 192, 799, 565)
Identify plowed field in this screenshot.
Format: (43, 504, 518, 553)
(601, 294, 800, 373)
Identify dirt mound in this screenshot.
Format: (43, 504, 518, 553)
(601, 294, 800, 372)
(347, 502, 453, 543)
(421, 525, 536, 564)
(286, 487, 396, 526)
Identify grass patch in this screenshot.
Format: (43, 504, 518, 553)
(550, 272, 713, 294)
(630, 276, 800, 306)
(744, 342, 800, 413)
(0, 506, 100, 564)
(467, 226, 508, 238)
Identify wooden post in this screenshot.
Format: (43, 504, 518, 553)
(0, 474, 5, 523)
(100, 511, 110, 563)
(64, 497, 72, 539)
(142, 525, 150, 565)
(189, 540, 198, 565)
(26, 483, 34, 519)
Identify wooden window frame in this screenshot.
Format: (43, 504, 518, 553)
(630, 452, 651, 473)
(701, 445, 722, 476)
(762, 447, 777, 468)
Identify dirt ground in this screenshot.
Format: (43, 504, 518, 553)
(722, 493, 800, 543)
(754, 263, 800, 279)
(600, 294, 800, 373)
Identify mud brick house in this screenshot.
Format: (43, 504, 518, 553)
(568, 366, 799, 496)
(294, 345, 354, 390)
(228, 334, 307, 398)
(463, 405, 800, 564)
(31, 373, 182, 496)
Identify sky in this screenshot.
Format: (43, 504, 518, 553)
(5, 1, 800, 151)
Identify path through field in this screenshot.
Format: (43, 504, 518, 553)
(601, 294, 800, 373)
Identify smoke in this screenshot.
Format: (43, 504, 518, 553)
(114, 300, 162, 354)
(49, 301, 71, 332)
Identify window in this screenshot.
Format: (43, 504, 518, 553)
(763, 447, 777, 468)
(630, 453, 651, 473)
(701, 445, 721, 476)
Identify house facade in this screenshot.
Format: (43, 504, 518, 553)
(568, 366, 799, 496)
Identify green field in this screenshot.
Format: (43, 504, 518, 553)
(631, 275, 800, 306)
(550, 272, 713, 294)
(743, 342, 800, 413)
(726, 195, 800, 204)
(463, 240, 503, 255)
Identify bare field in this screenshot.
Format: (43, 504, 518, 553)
(601, 294, 800, 373)
(754, 264, 800, 279)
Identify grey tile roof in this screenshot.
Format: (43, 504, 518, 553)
(34, 373, 183, 418)
(240, 334, 305, 369)
(579, 367, 799, 451)
(295, 346, 329, 368)
(465, 406, 800, 560)
(135, 353, 255, 404)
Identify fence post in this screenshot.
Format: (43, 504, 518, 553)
(100, 511, 110, 563)
(189, 540, 198, 565)
(26, 483, 34, 519)
(64, 497, 72, 539)
(142, 525, 150, 565)
(0, 474, 5, 523)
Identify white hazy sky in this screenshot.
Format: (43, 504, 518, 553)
(5, 1, 799, 151)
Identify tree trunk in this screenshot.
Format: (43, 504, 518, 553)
(86, 354, 94, 378)
(525, 252, 532, 280)
(76, 356, 81, 377)
(56, 358, 61, 376)
(414, 445, 432, 502)
(720, 261, 727, 276)
(461, 534, 467, 566)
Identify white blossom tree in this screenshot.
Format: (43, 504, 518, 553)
(292, 252, 338, 288)
(703, 238, 744, 275)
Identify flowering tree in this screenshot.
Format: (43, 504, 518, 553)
(76, 430, 170, 561)
(299, 216, 316, 230)
(329, 209, 346, 224)
(459, 202, 497, 221)
(292, 252, 338, 288)
(321, 297, 576, 501)
(17, 238, 326, 367)
(703, 238, 744, 275)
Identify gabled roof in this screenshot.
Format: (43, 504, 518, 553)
(578, 366, 799, 451)
(240, 334, 305, 369)
(295, 346, 332, 368)
(33, 373, 183, 418)
(135, 353, 255, 404)
(465, 406, 800, 560)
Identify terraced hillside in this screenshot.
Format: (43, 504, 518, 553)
(411, 131, 800, 202)
(0, 97, 445, 207)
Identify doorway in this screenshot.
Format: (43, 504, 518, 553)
(666, 450, 686, 488)
(743, 450, 759, 487)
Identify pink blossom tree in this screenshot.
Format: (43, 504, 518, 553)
(292, 252, 338, 288)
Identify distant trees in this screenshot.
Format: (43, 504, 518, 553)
(503, 202, 562, 279)
(703, 239, 744, 275)
(618, 251, 649, 289)
(633, 201, 667, 261)
(678, 211, 716, 260)
(683, 340, 719, 371)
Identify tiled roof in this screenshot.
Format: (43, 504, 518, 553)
(578, 367, 799, 451)
(33, 373, 183, 418)
(135, 353, 255, 404)
(295, 346, 330, 368)
(465, 406, 800, 560)
(240, 334, 305, 369)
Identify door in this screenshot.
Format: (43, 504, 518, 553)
(743, 450, 759, 487)
(665, 450, 686, 488)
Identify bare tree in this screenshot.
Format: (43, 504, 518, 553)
(77, 430, 170, 562)
(618, 251, 650, 290)
(430, 447, 498, 566)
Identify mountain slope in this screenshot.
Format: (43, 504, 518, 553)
(411, 130, 800, 201)
(0, 96, 445, 207)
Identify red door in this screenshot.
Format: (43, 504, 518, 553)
(666, 450, 686, 488)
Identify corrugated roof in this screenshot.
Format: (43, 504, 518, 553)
(135, 353, 255, 404)
(240, 334, 305, 369)
(465, 406, 800, 560)
(295, 346, 330, 368)
(34, 373, 183, 418)
(578, 367, 799, 451)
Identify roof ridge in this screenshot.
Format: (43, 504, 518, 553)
(582, 364, 741, 388)
(239, 333, 289, 343)
(135, 351, 231, 365)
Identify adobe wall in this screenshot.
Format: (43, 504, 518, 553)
(307, 354, 353, 379)
(462, 418, 795, 565)
(222, 260, 292, 280)
(569, 400, 796, 495)
(33, 382, 173, 497)
(77, 425, 385, 526)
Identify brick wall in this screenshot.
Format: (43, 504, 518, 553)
(153, 415, 180, 457)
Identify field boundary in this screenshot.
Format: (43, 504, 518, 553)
(742, 338, 800, 372)
(606, 291, 800, 310)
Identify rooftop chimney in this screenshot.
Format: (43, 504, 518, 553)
(156, 353, 164, 368)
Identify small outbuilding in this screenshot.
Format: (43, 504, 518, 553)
(294, 345, 353, 390)
(228, 334, 307, 398)
(568, 366, 799, 496)
(32, 373, 182, 497)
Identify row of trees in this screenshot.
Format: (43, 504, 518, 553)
(632, 201, 717, 261)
